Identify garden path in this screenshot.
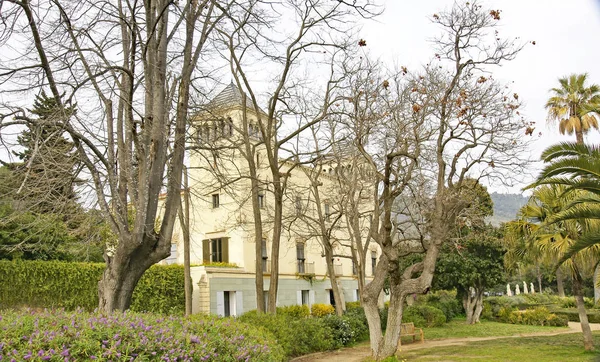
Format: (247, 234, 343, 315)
(290, 322, 600, 362)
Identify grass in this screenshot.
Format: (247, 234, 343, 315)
(414, 317, 569, 341)
(400, 332, 600, 361)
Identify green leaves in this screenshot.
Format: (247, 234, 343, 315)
(0, 260, 185, 314)
(527, 142, 600, 264)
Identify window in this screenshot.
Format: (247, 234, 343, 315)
(324, 203, 331, 221)
(328, 289, 336, 307)
(211, 238, 223, 262)
(261, 238, 268, 272)
(203, 238, 229, 263)
(301, 290, 310, 305)
(258, 192, 265, 209)
(217, 290, 243, 317)
(224, 290, 231, 316)
(297, 290, 314, 307)
(212, 194, 220, 208)
(296, 242, 305, 273)
(371, 251, 377, 276)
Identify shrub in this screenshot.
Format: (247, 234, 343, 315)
(403, 305, 446, 328)
(345, 301, 362, 311)
(343, 308, 370, 343)
(277, 304, 310, 318)
(0, 309, 284, 361)
(522, 293, 560, 305)
(321, 315, 355, 348)
(311, 303, 335, 317)
(552, 308, 600, 323)
(417, 290, 462, 322)
(497, 306, 517, 323)
(240, 312, 335, 357)
(507, 306, 568, 327)
(480, 301, 494, 321)
(0, 260, 185, 314)
(559, 297, 577, 308)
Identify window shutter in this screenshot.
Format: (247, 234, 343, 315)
(296, 290, 302, 305)
(202, 240, 209, 263)
(216, 291, 225, 316)
(222, 238, 229, 263)
(235, 291, 244, 316)
(309, 290, 315, 307)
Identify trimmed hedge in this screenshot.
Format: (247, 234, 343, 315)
(0, 309, 284, 361)
(0, 260, 184, 314)
(553, 308, 600, 323)
(505, 306, 569, 327)
(239, 306, 370, 358)
(239, 312, 336, 358)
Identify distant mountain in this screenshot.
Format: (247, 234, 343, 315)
(487, 192, 529, 226)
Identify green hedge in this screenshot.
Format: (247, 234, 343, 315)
(552, 308, 600, 323)
(0, 260, 184, 314)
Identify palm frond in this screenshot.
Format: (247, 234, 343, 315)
(558, 230, 600, 264)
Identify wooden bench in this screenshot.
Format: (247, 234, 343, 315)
(399, 322, 424, 345)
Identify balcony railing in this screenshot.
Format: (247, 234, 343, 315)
(298, 261, 315, 274)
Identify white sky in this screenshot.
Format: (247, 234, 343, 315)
(361, 0, 600, 193)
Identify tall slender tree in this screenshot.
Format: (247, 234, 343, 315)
(546, 74, 600, 145)
(514, 184, 596, 351)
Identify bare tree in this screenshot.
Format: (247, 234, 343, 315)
(0, 0, 227, 311)
(332, 3, 530, 359)
(205, 0, 380, 313)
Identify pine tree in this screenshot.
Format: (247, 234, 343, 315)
(13, 92, 80, 215)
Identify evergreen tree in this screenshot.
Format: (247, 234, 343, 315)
(12, 92, 79, 215)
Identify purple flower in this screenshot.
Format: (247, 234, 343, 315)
(61, 349, 70, 357)
(190, 336, 200, 344)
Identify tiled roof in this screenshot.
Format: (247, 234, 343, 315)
(206, 81, 266, 114)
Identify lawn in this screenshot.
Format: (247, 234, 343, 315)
(416, 317, 569, 340)
(401, 332, 600, 362)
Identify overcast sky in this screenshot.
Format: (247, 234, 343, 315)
(361, 0, 600, 193)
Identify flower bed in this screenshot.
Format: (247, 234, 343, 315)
(0, 309, 284, 361)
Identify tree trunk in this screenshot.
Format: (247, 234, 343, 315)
(182, 168, 192, 316)
(594, 263, 600, 305)
(98, 254, 153, 312)
(463, 289, 475, 324)
(473, 290, 484, 323)
(362, 255, 388, 359)
(267, 178, 284, 313)
(324, 244, 344, 316)
(576, 130, 584, 145)
(573, 270, 594, 351)
(379, 288, 404, 359)
(536, 264, 543, 295)
(556, 268, 566, 297)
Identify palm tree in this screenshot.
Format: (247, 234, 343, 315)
(546, 73, 600, 144)
(514, 185, 596, 351)
(530, 142, 600, 258)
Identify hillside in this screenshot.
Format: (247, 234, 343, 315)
(488, 192, 529, 226)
